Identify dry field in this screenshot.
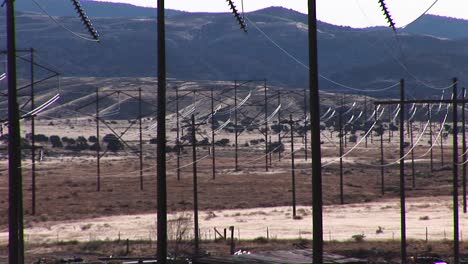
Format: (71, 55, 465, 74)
(0, 116, 463, 262)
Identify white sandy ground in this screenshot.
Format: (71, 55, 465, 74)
(0, 196, 465, 245)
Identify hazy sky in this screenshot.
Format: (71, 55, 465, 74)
(92, 0, 468, 28)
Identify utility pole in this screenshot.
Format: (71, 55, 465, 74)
(410, 121, 415, 189)
(156, 0, 168, 262)
(364, 95, 368, 148)
(339, 98, 344, 205)
(234, 81, 239, 171)
(6, 0, 25, 262)
(308, 1, 324, 263)
(264, 80, 269, 172)
(30, 48, 36, 215)
(452, 79, 460, 264)
(211, 87, 216, 180)
(379, 106, 385, 196)
(463, 88, 467, 214)
(304, 89, 308, 161)
(191, 114, 199, 255)
(428, 104, 434, 172)
(139, 87, 143, 191)
(176, 87, 181, 181)
(96, 88, 100, 192)
(289, 114, 296, 218)
(399, 79, 407, 264)
(277, 91, 282, 161)
(441, 121, 445, 168)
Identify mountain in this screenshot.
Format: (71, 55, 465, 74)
(1, 5, 468, 98)
(14, 0, 183, 17)
(404, 15, 468, 40)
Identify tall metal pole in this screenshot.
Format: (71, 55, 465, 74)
(30, 48, 36, 215)
(211, 87, 216, 180)
(308, 1, 323, 263)
(139, 87, 144, 191)
(399, 79, 407, 264)
(462, 88, 467, 214)
(290, 114, 296, 218)
(6, 0, 24, 262)
(452, 78, 460, 264)
(234, 81, 239, 171)
(264, 80, 269, 172)
(191, 114, 199, 255)
(176, 87, 181, 181)
(304, 89, 308, 161)
(96, 88, 100, 192)
(156, 0, 168, 262)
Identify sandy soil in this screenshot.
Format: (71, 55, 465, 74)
(1, 196, 463, 246)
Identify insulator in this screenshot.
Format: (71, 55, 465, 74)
(378, 0, 396, 31)
(225, 0, 247, 33)
(70, 0, 100, 41)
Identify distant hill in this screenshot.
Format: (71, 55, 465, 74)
(404, 15, 468, 40)
(14, 0, 183, 17)
(2, 5, 468, 97)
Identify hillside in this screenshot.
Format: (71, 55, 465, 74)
(1, 5, 468, 97)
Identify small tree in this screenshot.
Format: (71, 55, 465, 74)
(49, 135, 63, 148)
(103, 134, 123, 152)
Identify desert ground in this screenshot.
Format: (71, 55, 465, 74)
(0, 115, 465, 263)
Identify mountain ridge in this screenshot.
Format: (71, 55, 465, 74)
(2, 5, 468, 97)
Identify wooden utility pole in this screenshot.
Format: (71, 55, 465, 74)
(462, 88, 467, 213)
(234, 81, 239, 171)
(6, 0, 25, 262)
(96, 88, 101, 192)
(30, 48, 36, 215)
(308, 1, 324, 263)
(289, 114, 297, 218)
(410, 121, 415, 189)
(211, 87, 216, 179)
(156, 0, 168, 262)
(264, 80, 269, 172)
(176, 87, 181, 180)
(191, 115, 200, 255)
(428, 104, 434, 172)
(277, 91, 282, 161)
(379, 109, 385, 196)
(139, 87, 144, 190)
(452, 79, 460, 264)
(364, 95, 368, 148)
(304, 89, 308, 161)
(399, 79, 407, 264)
(339, 98, 344, 205)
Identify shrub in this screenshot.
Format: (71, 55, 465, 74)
(352, 234, 365, 242)
(34, 134, 49, 142)
(215, 138, 230, 146)
(49, 135, 63, 148)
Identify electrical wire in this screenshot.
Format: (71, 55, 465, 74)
(244, 14, 400, 93)
(400, 0, 440, 29)
(378, 119, 430, 167)
(32, 0, 100, 42)
(322, 107, 385, 167)
(415, 104, 449, 159)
